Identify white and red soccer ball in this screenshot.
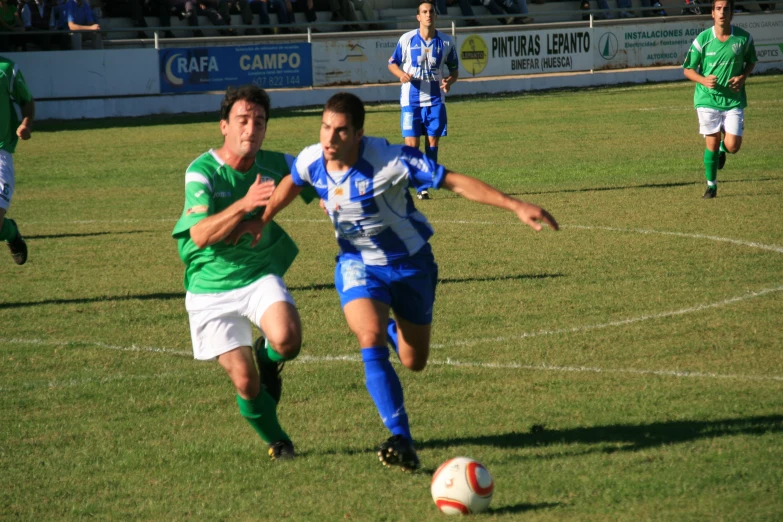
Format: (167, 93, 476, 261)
(431, 457, 494, 515)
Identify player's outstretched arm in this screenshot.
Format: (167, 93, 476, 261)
(190, 175, 275, 248)
(261, 175, 304, 226)
(441, 171, 559, 231)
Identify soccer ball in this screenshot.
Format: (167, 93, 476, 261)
(431, 457, 494, 515)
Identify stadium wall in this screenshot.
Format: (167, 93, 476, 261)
(9, 14, 782, 120)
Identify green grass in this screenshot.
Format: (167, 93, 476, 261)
(2, 74, 782, 520)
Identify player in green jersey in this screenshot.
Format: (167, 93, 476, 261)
(0, 56, 34, 265)
(172, 85, 314, 460)
(682, 0, 757, 199)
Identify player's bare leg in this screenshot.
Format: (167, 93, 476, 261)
(392, 315, 431, 372)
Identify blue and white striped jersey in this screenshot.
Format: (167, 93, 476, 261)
(389, 29, 459, 108)
(291, 136, 447, 266)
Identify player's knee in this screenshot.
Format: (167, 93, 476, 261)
(726, 141, 741, 154)
(400, 354, 427, 372)
(356, 331, 385, 349)
(266, 328, 302, 360)
(234, 373, 261, 399)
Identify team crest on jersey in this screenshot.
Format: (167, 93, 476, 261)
(355, 179, 370, 196)
(732, 43, 742, 55)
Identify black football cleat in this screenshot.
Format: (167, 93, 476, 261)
(718, 150, 726, 170)
(702, 186, 717, 199)
(254, 337, 284, 404)
(268, 440, 296, 461)
(6, 225, 27, 265)
(378, 435, 420, 472)
(416, 190, 430, 200)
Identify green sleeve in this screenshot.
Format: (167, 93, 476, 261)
(172, 173, 214, 238)
(745, 37, 758, 65)
(12, 68, 32, 105)
(682, 40, 702, 70)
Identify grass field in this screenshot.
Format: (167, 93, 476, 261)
(2, 74, 782, 520)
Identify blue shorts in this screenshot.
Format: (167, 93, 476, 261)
(401, 105, 448, 138)
(334, 245, 439, 325)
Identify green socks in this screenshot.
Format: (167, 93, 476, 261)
(236, 391, 289, 444)
(703, 148, 719, 186)
(256, 338, 296, 364)
(0, 217, 18, 242)
(720, 141, 728, 154)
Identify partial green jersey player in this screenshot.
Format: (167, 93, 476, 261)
(683, 0, 757, 199)
(172, 85, 314, 461)
(0, 56, 35, 265)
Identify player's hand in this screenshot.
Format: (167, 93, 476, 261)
(702, 75, 718, 89)
(514, 202, 559, 232)
(225, 219, 264, 247)
(319, 198, 329, 217)
(727, 75, 745, 92)
(399, 73, 412, 84)
(242, 175, 276, 213)
(16, 124, 31, 140)
(441, 78, 452, 93)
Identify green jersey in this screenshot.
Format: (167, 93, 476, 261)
(0, 57, 33, 154)
(683, 26, 757, 110)
(172, 149, 315, 294)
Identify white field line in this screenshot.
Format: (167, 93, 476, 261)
(0, 370, 192, 392)
(430, 284, 783, 349)
(4, 223, 781, 386)
(3, 338, 783, 386)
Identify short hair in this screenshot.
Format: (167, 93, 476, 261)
(418, 0, 436, 13)
(221, 84, 271, 122)
(323, 92, 365, 131)
(712, 0, 734, 12)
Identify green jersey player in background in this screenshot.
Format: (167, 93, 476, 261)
(0, 56, 35, 265)
(682, 0, 757, 199)
(172, 85, 314, 460)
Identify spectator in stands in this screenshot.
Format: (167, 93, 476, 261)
(218, 0, 256, 34)
(190, 0, 232, 35)
(438, 0, 532, 26)
(21, 0, 55, 49)
(0, 0, 22, 52)
(330, 0, 380, 30)
(640, 0, 666, 15)
(65, 0, 102, 49)
(249, 0, 291, 33)
(90, 0, 103, 21)
(581, 0, 632, 19)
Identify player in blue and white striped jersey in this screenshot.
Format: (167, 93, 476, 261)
(262, 93, 558, 471)
(388, 0, 458, 200)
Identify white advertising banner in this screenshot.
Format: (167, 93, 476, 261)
(593, 14, 783, 70)
(312, 36, 401, 87)
(458, 28, 594, 78)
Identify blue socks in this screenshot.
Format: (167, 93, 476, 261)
(424, 143, 439, 163)
(361, 346, 411, 441)
(387, 318, 399, 354)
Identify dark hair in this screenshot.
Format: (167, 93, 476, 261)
(712, 0, 734, 12)
(323, 92, 365, 131)
(221, 84, 271, 122)
(418, 0, 436, 13)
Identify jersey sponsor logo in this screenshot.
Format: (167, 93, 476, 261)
(312, 180, 328, 189)
(260, 176, 274, 183)
(214, 191, 232, 198)
(186, 205, 208, 215)
(340, 259, 367, 291)
(706, 51, 717, 56)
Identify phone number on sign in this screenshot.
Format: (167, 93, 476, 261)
(251, 75, 302, 87)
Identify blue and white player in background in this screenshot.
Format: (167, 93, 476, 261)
(261, 92, 558, 471)
(388, 0, 458, 201)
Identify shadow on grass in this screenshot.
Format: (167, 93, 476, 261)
(488, 502, 563, 514)
(26, 230, 149, 240)
(419, 415, 783, 455)
(0, 273, 562, 309)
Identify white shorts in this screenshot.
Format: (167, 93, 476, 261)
(0, 149, 15, 211)
(697, 107, 744, 137)
(185, 274, 296, 361)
